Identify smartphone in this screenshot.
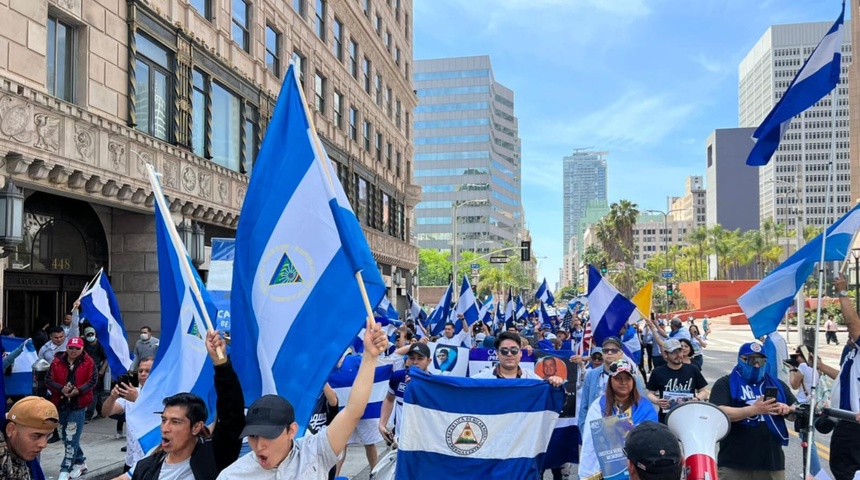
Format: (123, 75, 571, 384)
(118, 371, 139, 388)
(764, 386, 778, 401)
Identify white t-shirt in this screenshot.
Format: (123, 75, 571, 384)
(471, 366, 542, 379)
(795, 363, 818, 404)
(436, 330, 471, 348)
(830, 343, 859, 412)
(216, 427, 338, 480)
(158, 457, 193, 480)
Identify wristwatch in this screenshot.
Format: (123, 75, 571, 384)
(839, 290, 850, 297)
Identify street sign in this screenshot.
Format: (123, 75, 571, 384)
(661, 269, 674, 279)
(471, 263, 480, 276)
(489, 256, 511, 264)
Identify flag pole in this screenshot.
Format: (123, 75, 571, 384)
(805, 82, 839, 479)
(289, 67, 378, 336)
(145, 164, 224, 360)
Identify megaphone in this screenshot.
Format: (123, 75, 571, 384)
(666, 401, 730, 480)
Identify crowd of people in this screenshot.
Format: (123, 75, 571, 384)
(1, 278, 859, 480)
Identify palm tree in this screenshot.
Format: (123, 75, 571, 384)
(745, 230, 767, 278)
(709, 225, 727, 280)
(688, 226, 709, 280)
(607, 200, 640, 264)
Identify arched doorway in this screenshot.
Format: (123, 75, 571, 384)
(3, 192, 109, 337)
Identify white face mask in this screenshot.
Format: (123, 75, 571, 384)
(140, 333, 150, 341)
(85, 335, 96, 343)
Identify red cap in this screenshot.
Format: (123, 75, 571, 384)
(67, 337, 84, 349)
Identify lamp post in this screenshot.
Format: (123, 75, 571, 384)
(646, 208, 682, 315)
(0, 178, 25, 258)
(451, 199, 485, 286)
(852, 248, 860, 315)
(764, 176, 804, 344)
(178, 219, 206, 267)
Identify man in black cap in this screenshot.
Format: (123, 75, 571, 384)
(625, 421, 684, 480)
(378, 342, 432, 446)
(216, 322, 389, 479)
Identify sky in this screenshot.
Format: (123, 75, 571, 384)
(412, 0, 847, 286)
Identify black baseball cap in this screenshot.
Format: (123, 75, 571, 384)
(624, 421, 683, 479)
(407, 342, 431, 358)
(602, 336, 623, 349)
(240, 395, 295, 439)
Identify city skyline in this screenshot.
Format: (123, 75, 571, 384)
(413, 0, 846, 285)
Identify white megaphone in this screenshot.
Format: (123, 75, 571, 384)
(666, 401, 730, 480)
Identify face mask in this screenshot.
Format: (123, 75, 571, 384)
(140, 333, 150, 341)
(737, 359, 766, 383)
(85, 335, 96, 343)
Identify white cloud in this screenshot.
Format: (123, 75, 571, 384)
(692, 53, 724, 74)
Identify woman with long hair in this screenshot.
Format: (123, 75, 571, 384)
(689, 325, 707, 369)
(578, 359, 658, 480)
(678, 338, 696, 367)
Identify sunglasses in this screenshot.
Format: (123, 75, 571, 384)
(498, 347, 520, 356)
(740, 356, 767, 367)
(603, 348, 621, 354)
(67, 347, 82, 351)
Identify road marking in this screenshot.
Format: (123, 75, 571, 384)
(788, 430, 830, 460)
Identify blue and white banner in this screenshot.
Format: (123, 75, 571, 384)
(516, 295, 527, 321)
(351, 317, 401, 354)
(328, 355, 394, 435)
(376, 295, 400, 320)
(739, 203, 860, 338)
(428, 342, 470, 377)
(79, 269, 132, 378)
(536, 278, 555, 306)
(207, 238, 235, 332)
(467, 348, 535, 377)
(2, 336, 38, 396)
(455, 275, 479, 325)
(428, 284, 453, 336)
(477, 294, 494, 324)
(396, 368, 564, 479)
(621, 324, 642, 365)
(587, 265, 638, 347)
(231, 65, 386, 433)
(131, 165, 218, 455)
(746, 2, 845, 166)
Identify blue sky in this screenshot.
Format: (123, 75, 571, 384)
(412, 0, 846, 286)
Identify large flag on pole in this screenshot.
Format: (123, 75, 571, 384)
(231, 65, 386, 431)
(428, 283, 454, 335)
(78, 269, 132, 378)
(746, 2, 844, 166)
(586, 265, 638, 347)
(130, 165, 218, 454)
(536, 278, 555, 305)
(739, 203, 860, 338)
(455, 275, 480, 325)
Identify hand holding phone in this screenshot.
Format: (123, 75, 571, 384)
(764, 386, 779, 401)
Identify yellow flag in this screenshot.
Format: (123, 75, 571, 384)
(631, 280, 653, 318)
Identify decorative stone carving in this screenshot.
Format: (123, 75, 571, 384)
(163, 161, 178, 188)
(231, 216, 239, 227)
(5, 155, 32, 174)
(85, 175, 102, 193)
(198, 171, 211, 199)
(213, 211, 225, 223)
(68, 171, 86, 189)
(102, 180, 120, 197)
(108, 141, 126, 171)
(132, 188, 147, 204)
(145, 193, 155, 208)
(169, 198, 183, 212)
(27, 160, 50, 181)
(181, 166, 196, 192)
(181, 202, 194, 215)
(217, 178, 228, 203)
(117, 184, 133, 201)
(203, 208, 215, 220)
(0, 96, 33, 143)
(134, 150, 153, 178)
(193, 205, 205, 218)
(222, 213, 234, 226)
(34, 114, 60, 151)
(236, 187, 246, 206)
(75, 128, 95, 161)
(48, 165, 72, 184)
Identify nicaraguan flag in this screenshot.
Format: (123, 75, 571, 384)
(79, 269, 132, 378)
(428, 283, 454, 336)
(536, 278, 555, 305)
(455, 275, 479, 325)
(586, 265, 638, 347)
(130, 165, 218, 455)
(396, 368, 563, 479)
(350, 316, 401, 354)
(539, 302, 554, 331)
(1, 336, 38, 396)
(406, 292, 426, 323)
(478, 294, 494, 323)
(746, 2, 844, 166)
(622, 324, 642, 365)
(328, 355, 393, 429)
(375, 295, 400, 320)
(504, 287, 515, 323)
(516, 295, 527, 320)
(739, 203, 860, 338)
(231, 65, 386, 432)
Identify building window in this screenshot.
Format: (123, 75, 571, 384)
(134, 33, 171, 141)
(211, 82, 242, 171)
(396, 150, 401, 178)
(375, 132, 382, 162)
(192, 69, 207, 158)
(314, 72, 326, 114)
(190, 0, 211, 19)
(382, 193, 390, 232)
(315, 0, 326, 41)
(386, 142, 392, 170)
(333, 18, 344, 61)
(349, 40, 359, 78)
(363, 57, 371, 93)
(363, 120, 371, 151)
(385, 87, 392, 117)
(265, 25, 280, 77)
(356, 175, 369, 224)
(385, 30, 391, 51)
(333, 91, 343, 128)
(349, 106, 358, 140)
(243, 106, 258, 174)
(292, 51, 306, 86)
(293, 0, 305, 17)
(375, 14, 382, 34)
(395, 99, 401, 128)
(374, 74, 382, 105)
(395, 0, 401, 21)
(232, 0, 250, 52)
(394, 46, 400, 65)
(362, 0, 370, 18)
(47, 15, 74, 102)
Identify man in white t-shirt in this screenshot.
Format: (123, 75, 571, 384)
(435, 314, 471, 348)
(101, 357, 154, 479)
(472, 332, 562, 385)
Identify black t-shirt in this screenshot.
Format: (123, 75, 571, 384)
(646, 363, 708, 422)
(710, 376, 797, 471)
(307, 391, 338, 436)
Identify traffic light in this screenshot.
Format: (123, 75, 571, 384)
(667, 282, 674, 297)
(521, 241, 531, 262)
(600, 261, 607, 275)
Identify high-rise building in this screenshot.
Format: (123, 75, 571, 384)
(562, 151, 608, 256)
(739, 21, 852, 229)
(412, 56, 523, 254)
(0, 0, 418, 337)
(633, 214, 692, 270)
(705, 128, 760, 232)
(668, 176, 707, 228)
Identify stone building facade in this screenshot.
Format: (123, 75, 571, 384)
(0, 0, 418, 338)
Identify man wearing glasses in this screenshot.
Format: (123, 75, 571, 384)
(472, 332, 562, 386)
(709, 342, 796, 480)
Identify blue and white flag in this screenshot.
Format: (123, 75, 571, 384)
(1, 336, 38, 396)
(207, 238, 235, 332)
(586, 265, 638, 347)
(478, 294, 494, 323)
(130, 165, 219, 455)
(428, 283, 454, 336)
(621, 324, 642, 365)
(79, 269, 132, 378)
(376, 295, 400, 320)
(328, 355, 394, 428)
(739, 203, 860, 338)
(539, 302, 554, 331)
(536, 278, 555, 305)
(350, 316, 401, 354)
(569, 296, 587, 313)
(231, 65, 386, 432)
(504, 288, 515, 323)
(516, 295, 527, 321)
(406, 292, 427, 323)
(746, 2, 844, 166)
(455, 275, 479, 325)
(495, 299, 505, 329)
(396, 368, 564, 479)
